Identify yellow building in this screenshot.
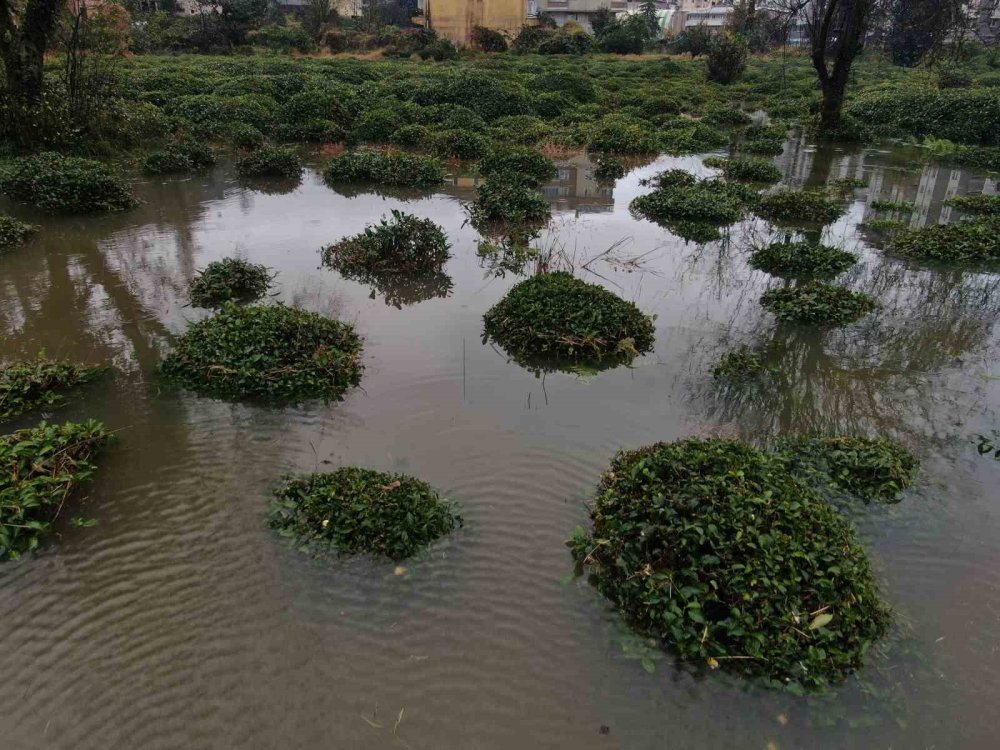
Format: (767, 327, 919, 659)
(425, 0, 528, 46)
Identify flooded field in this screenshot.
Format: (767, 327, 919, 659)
(2, 136, 1000, 749)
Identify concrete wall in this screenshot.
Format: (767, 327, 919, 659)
(427, 0, 527, 45)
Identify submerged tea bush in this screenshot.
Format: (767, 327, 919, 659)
(0, 153, 137, 213)
(712, 345, 772, 381)
(160, 303, 363, 404)
(1, 359, 107, 420)
(945, 194, 1000, 216)
(761, 282, 878, 326)
(323, 152, 445, 188)
(780, 436, 918, 504)
(188, 257, 273, 308)
(1, 421, 113, 560)
(750, 242, 858, 280)
(478, 146, 556, 187)
(631, 176, 754, 226)
(570, 438, 891, 690)
(468, 176, 550, 227)
(0, 215, 38, 249)
(482, 271, 655, 364)
(709, 156, 782, 184)
(889, 220, 1000, 263)
(268, 467, 461, 560)
(142, 142, 216, 175)
(235, 147, 303, 179)
(756, 190, 844, 225)
(322, 210, 450, 275)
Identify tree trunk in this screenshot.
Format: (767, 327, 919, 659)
(820, 71, 848, 131)
(0, 0, 65, 105)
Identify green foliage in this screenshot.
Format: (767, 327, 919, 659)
(596, 16, 651, 55)
(428, 129, 492, 160)
(749, 242, 858, 280)
(0, 153, 137, 213)
(248, 23, 314, 53)
(478, 146, 555, 187)
(471, 26, 508, 53)
(0, 215, 39, 249)
(1, 421, 112, 560)
(418, 38, 460, 62)
(170, 94, 278, 133)
(706, 32, 748, 85)
(631, 176, 755, 226)
(756, 190, 845, 225)
(712, 346, 772, 381)
(322, 210, 450, 276)
(945, 194, 1000, 215)
(159, 303, 363, 404)
(268, 467, 461, 560)
(351, 108, 403, 143)
(235, 146, 303, 179)
(587, 114, 660, 154)
(570, 438, 891, 690)
(228, 122, 266, 149)
(142, 141, 216, 175)
(188, 257, 273, 309)
(482, 271, 655, 364)
(659, 121, 730, 154)
(870, 199, 913, 213)
(780, 436, 919, 504)
(844, 88, 1000, 145)
(0, 359, 108, 421)
(468, 176, 550, 227)
(594, 156, 627, 183)
(761, 282, 879, 326)
(322, 151, 445, 187)
(533, 70, 597, 103)
(888, 219, 1000, 262)
(708, 156, 781, 183)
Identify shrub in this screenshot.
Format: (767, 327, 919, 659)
(1, 421, 113, 561)
(533, 70, 597, 103)
(780, 436, 919, 504)
(0, 215, 38, 249)
(323, 152, 445, 188)
(0, 359, 107, 420)
(761, 282, 878, 326)
(709, 156, 781, 184)
(350, 108, 403, 143)
(468, 176, 551, 227)
(322, 210, 450, 276)
(706, 32, 748, 84)
(390, 123, 431, 146)
(268, 468, 462, 560)
(660, 121, 730, 154)
(756, 189, 844, 225)
(188, 258, 273, 309)
(228, 123, 266, 150)
(870, 199, 913, 213)
(630, 177, 754, 226)
(171, 94, 278, 133)
(482, 271, 655, 364)
(712, 346, 771, 381)
(570, 438, 891, 690)
(0, 153, 137, 213)
(888, 219, 1000, 262)
(276, 119, 344, 143)
(844, 88, 1000, 145)
(588, 114, 660, 154)
(429, 129, 492, 160)
(159, 303, 363, 404)
(749, 242, 858, 280)
(472, 26, 508, 52)
(281, 87, 354, 127)
(248, 23, 314, 53)
(594, 156, 627, 183)
(235, 147, 303, 179)
(142, 141, 216, 175)
(596, 16, 649, 55)
(418, 38, 460, 61)
(478, 146, 556, 186)
(945, 194, 1000, 215)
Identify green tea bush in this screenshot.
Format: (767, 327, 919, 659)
(659, 121, 730, 154)
(228, 123, 266, 150)
(0, 215, 38, 249)
(1, 420, 113, 560)
(0, 359, 107, 420)
(761, 282, 878, 326)
(488, 115, 553, 146)
(235, 147, 303, 179)
(844, 88, 1000, 145)
(188, 258, 273, 309)
(482, 271, 655, 363)
(712, 345, 771, 381)
(630, 177, 754, 225)
(468, 176, 550, 227)
(749, 242, 858, 280)
(780, 436, 918, 504)
(888, 220, 1000, 262)
(322, 210, 450, 276)
(142, 141, 216, 175)
(587, 114, 661, 154)
(0, 153, 137, 213)
(709, 156, 781, 184)
(268, 467, 461, 560)
(570, 438, 891, 690)
(704, 104, 752, 126)
(276, 119, 344, 143)
(478, 146, 556, 186)
(350, 108, 404, 143)
(323, 152, 445, 187)
(281, 87, 354, 128)
(160, 303, 363, 404)
(533, 70, 597, 103)
(870, 199, 913, 213)
(390, 123, 431, 146)
(594, 156, 627, 182)
(429, 129, 492, 160)
(945, 194, 1000, 215)
(756, 189, 844, 225)
(248, 24, 314, 53)
(170, 94, 278, 133)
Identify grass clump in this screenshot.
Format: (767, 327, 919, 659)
(322, 210, 450, 275)
(780, 436, 919, 504)
(482, 271, 655, 364)
(761, 282, 878, 326)
(570, 438, 891, 690)
(468, 176, 550, 228)
(268, 467, 461, 560)
(1, 358, 108, 420)
(756, 190, 844, 225)
(235, 147, 303, 179)
(478, 146, 556, 187)
(142, 141, 216, 175)
(160, 303, 363, 405)
(188, 257, 273, 309)
(749, 242, 858, 280)
(888, 220, 1000, 263)
(0, 153, 137, 213)
(712, 345, 772, 381)
(945, 194, 1000, 215)
(1, 421, 113, 560)
(707, 156, 782, 184)
(0, 215, 38, 249)
(323, 151, 445, 188)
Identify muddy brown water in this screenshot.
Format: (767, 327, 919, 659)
(2, 136, 1000, 749)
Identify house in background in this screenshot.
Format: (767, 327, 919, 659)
(424, 0, 528, 45)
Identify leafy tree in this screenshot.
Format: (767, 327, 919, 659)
(591, 6, 613, 36)
(303, 0, 334, 42)
(886, 0, 963, 67)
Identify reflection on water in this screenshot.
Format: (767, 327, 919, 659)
(2, 141, 1000, 750)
